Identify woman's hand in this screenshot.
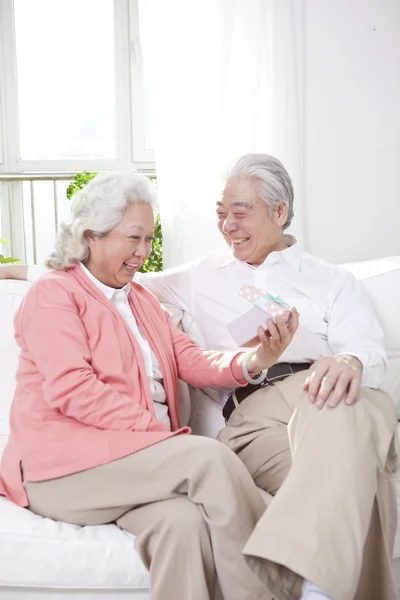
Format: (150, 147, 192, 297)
(246, 308, 299, 374)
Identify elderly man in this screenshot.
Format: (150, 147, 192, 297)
(1, 154, 398, 600)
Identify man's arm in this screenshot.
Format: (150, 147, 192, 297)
(304, 270, 386, 408)
(0, 265, 28, 280)
(136, 262, 194, 314)
(0, 264, 49, 281)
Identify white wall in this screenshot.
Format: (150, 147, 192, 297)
(303, 0, 400, 263)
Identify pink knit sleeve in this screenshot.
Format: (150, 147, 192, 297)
(165, 312, 247, 388)
(19, 304, 168, 433)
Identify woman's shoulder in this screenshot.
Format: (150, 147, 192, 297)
(23, 268, 82, 311)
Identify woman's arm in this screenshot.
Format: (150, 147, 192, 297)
(167, 308, 299, 388)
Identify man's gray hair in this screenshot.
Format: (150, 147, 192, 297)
(46, 171, 157, 270)
(226, 154, 294, 229)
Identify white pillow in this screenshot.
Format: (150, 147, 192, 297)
(0, 281, 31, 456)
(342, 258, 400, 412)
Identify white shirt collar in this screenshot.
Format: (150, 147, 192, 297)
(219, 234, 302, 271)
(79, 263, 131, 300)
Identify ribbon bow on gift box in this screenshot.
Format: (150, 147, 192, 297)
(239, 284, 290, 318)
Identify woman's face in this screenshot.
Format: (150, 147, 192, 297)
(85, 202, 155, 288)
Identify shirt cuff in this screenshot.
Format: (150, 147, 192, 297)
(335, 351, 385, 389)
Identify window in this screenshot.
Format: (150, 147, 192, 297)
(0, 0, 155, 262)
(14, 0, 116, 161)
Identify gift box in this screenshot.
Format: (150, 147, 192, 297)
(226, 285, 290, 347)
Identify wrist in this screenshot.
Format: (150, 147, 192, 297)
(242, 352, 267, 385)
(337, 354, 363, 372)
(246, 351, 275, 374)
(246, 351, 260, 374)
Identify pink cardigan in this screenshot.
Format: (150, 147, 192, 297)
(0, 265, 247, 507)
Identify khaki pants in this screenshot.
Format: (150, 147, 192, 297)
(217, 371, 399, 600)
(24, 434, 270, 600)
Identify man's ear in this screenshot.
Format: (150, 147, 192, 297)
(276, 203, 289, 227)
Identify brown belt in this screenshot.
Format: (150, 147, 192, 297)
(222, 362, 311, 423)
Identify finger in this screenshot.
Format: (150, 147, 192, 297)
(274, 317, 290, 343)
(327, 373, 352, 408)
(257, 325, 270, 346)
(287, 307, 299, 333)
(345, 375, 361, 405)
(315, 371, 341, 408)
(307, 364, 330, 403)
(303, 364, 314, 391)
(266, 319, 280, 342)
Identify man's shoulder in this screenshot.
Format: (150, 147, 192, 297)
(301, 251, 352, 281)
(190, 249, 234, 271)
(151, 249, 233, 280)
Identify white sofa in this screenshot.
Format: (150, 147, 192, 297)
(1, 256, 400, 600)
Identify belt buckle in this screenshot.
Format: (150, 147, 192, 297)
(264, 363, 294, 385)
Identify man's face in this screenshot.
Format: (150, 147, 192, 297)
(216, 177, 287, 266)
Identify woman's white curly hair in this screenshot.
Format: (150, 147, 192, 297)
(46, 171, 158, 270)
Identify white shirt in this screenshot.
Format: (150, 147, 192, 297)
(28, 240, 387, 394)
(137, 237, 387, 391)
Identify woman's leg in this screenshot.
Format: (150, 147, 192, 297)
(118, 497, 216, 600)
(25, 435, 269, 600)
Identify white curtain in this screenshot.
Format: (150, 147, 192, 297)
(138, 0, 304, 268)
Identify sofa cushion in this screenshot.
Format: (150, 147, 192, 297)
(0, 496, 148, 589)
(0, 281, 31, 457)
(342, 257, 400, 412)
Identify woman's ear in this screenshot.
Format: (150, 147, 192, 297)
(85, 231, 96, 250)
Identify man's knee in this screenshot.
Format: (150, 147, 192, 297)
(339, 386, 397, 433)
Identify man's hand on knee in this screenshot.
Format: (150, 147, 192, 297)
(303, 355, 363, 409)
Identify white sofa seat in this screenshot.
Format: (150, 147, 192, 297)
(0, 496, 148, 591)
(1, 256, 400, 599)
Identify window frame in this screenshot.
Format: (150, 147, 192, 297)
(0, 0, 155, 174)
(0, 0, 156, 260)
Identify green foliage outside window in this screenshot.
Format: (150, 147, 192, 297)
(0, 238, 20, 264)
(66, 171, 163, 273)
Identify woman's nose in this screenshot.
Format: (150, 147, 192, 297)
(134, 241, 148, 259)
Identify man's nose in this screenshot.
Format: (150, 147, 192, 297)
(222, 216, 237, 234)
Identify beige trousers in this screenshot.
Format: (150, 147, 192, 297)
(24, 434, 270, 600)
(217, 371, 399, 600)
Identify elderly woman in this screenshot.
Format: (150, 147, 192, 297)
(0, 172, 298, 600)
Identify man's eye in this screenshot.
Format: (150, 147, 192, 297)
(146, 237, 154, 243)
(129, 236, 140, 240)
(217, 213, 226, 219)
